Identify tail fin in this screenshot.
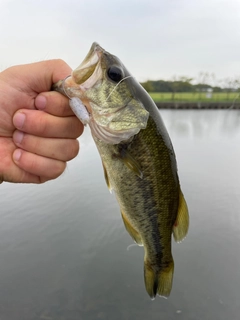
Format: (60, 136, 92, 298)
(144, 259, 174, 299)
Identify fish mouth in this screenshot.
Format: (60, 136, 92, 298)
(52, 42, 104, 96)
(72, 42, 103, 85)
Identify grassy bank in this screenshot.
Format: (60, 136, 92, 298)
(149, 92, 240, 103)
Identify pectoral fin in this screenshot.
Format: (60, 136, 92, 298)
(118, 148, 143, 178)
(173, 190, 189, 242)
(121, 211, 142, 246)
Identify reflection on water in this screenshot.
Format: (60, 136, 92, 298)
(0, 110, 240, 319)
(163, 109, 240, 139)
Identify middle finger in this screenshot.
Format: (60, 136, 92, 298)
(35, 91, 73, 117)
(13, 109, 84, 138)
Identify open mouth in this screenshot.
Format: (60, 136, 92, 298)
(52, 42, 104, 96)
(72, 42, 103, 85)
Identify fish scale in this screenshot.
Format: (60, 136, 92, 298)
(93, 116, 180, 296)
(52, 42, 189, 299)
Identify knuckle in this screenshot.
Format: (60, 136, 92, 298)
(59, 95, 70, 112)
(24, 153, 39, 173)
(71, 117, 84, 137)
(54, 58, 67, 66)
(24, 110, 49, 136)
(66, 140, 79, 160)
(18, 150, 66, 182)
(47, 91, 69, 115)
(21, 134, 37, 151)
(52, 161, 66, 178)
(37, 112, 49, 135)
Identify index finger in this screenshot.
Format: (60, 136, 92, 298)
(35, 91, 73, 117)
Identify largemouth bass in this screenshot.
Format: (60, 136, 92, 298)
(53, 43, 189, 299)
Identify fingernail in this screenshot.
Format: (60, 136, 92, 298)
(13, 112, 26, 129)
(13, 131, 24, 145)
(35, 95, 47, 110)
(13, 149, 22, 162)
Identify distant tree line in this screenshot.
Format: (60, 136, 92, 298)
(140, 74, 240, 93)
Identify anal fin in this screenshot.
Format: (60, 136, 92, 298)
(121, 211, 142, 246)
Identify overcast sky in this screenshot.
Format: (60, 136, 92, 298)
(0, 0, 239, 84)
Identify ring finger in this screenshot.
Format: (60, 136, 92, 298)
(13, 130, 79, 161)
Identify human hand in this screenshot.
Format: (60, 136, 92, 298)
(0, 60, 83, 183)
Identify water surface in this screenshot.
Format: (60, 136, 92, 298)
(0, 110, 240, 319)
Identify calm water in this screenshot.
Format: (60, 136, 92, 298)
(0, 110, 240, 320)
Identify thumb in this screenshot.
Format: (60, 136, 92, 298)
(27, 59, 72, 92)
(1, 59, 72, 93)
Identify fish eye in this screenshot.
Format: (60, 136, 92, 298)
(107, 66, 123, 82)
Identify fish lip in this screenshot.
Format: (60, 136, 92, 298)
(71, 42, 104, 85)
(52, 42, 104, 95)
(53, 43, 105, 98)
(51, 79, 64, 93)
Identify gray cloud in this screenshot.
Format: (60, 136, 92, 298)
(0, 0, 239, 82)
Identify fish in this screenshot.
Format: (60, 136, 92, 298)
(52, 42, 189, 299)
